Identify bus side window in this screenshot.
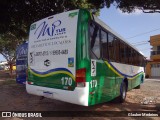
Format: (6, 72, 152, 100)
(132, 50, 136, 66)
(101, 30, 108, 60)
(139, 54, 144, 66)
(108, 33, 114, 62)
(129, 48, 133, 65)
(90, 22, 100, 59)
(136, 52, 139, 66)
(114, 38, 120, 63)
(133, 51, 138, 66)
(124, 44, 128, 64)
(120, 41, 125, 64)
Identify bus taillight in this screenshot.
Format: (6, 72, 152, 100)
(28, 81, 34, 85)
(76, 68, 86, 87)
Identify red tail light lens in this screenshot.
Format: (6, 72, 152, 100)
(76, 68, 86, 87)
(28, 81, 33, 85)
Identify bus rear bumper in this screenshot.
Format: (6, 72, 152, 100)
(26, 82, 89, 106)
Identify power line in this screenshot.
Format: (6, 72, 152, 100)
(126, 27, 160, 39)
(131, 39, 160, 46)
(131, 40, 149, 45)
(133, 42, 148, 46)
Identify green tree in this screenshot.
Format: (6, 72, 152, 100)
(0, 31, 26, 76)
(115, 0, 160, 13)
(1, 0, 160, 34)
(0, 0, 160, 76)
(0, 18, 28, 76)
(0, 0, 101, 35)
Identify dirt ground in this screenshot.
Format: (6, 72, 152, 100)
(0, 78, 159, 120)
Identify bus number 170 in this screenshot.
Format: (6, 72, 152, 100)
(90, 80, 97, 88)
(61, 77, 72, 86)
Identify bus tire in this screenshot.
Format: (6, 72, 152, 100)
(134, 85, 140, 89)
(119, 82, 127, 103)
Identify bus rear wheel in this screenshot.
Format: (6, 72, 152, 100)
(134, 85, 140, 89)
(119, 82, 127, 103)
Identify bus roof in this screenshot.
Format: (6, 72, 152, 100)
(93, 15, 144, 56)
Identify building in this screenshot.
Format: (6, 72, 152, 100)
(146, 34, 160, 78)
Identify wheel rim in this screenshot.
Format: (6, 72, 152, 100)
(122, 85, 126, 99)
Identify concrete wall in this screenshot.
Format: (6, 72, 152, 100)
(150, 34, 160, 46)
(146, 62, 151, 77)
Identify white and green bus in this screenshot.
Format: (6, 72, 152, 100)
(27, 9, 145, 106)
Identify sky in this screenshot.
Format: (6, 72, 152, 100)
(98, 6, 160, 59)
(0, 6, 160, 61)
